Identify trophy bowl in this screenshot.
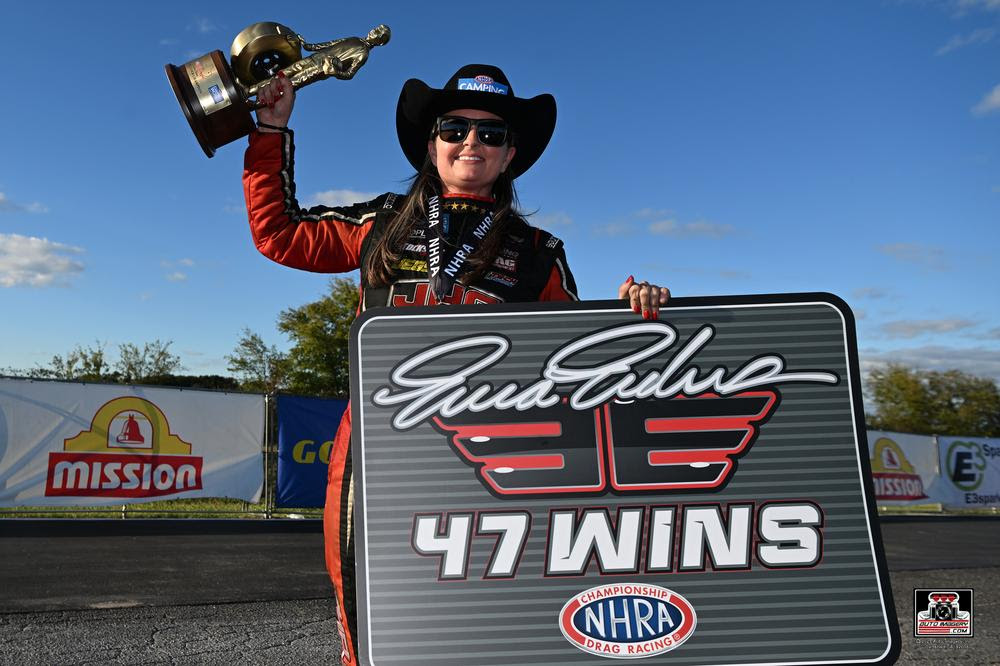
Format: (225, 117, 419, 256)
(165, 50, 257, 158)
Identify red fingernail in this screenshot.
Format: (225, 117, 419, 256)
(632, 304, 640, 314)
(652, 311, 659, 321)
(626, 275, 634, 283)
(277, 70, 286, 79)
(643, 311, 650, 320)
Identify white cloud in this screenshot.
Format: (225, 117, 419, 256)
(0, 192, 48, 214)
(0, 234, 84, 287)
(880, 318, 978, 339)
(165, 272, 188, 282)
(635, 208, 672, 219)
(936, 27, 996, 54)
(190, 18, 218, 34)
(533, 212, 573, 228)
(955, 0, 1000, 11)
(971, 326, 1000, 340)
(852, 287, 889, 299)
(159, 38, 179, 46)
(861, 345, 1000, 383)
(592, 222, 634, 237)
(648, 218, 734, 239)
(972, 83, 1000, 115)
(306, 189, 379, 207)
(878, 242, 949, 270)
(161, 258, 195, 270)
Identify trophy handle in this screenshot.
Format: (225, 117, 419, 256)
(165, 51, 256, 158)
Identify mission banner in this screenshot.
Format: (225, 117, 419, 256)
(0, 378, 264, 506)
(350, 295, 900, 666)
(866, 431, 939, 505)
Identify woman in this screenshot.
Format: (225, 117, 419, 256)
(244, 63, 669, 665)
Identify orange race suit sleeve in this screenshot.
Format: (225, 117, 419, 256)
(243, 129, 387, 273)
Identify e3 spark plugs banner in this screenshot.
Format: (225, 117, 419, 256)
(350, 295, 900, 666)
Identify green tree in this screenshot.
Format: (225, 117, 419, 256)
(115, 340, 181, 384)
(867, 364, 1000, 437)
(277, 277, 359, 398)
(46, 341, 113, 381)
(226, 328, 289, 393)
(4, 340, 190, 385)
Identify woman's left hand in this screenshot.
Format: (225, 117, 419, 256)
(618, 275, 670, 320)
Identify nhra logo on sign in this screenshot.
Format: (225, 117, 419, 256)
(559, 584, 696, 658)
(44, 397, 203, 499)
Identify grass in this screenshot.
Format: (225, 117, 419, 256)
(3, 499, 994, 520)
(0, 497, 323, 519)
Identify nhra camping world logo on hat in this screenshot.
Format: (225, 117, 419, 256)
(914, 589, 973, 636)
(44, 397, 203, 498)
(559, 584, 696, 658)
(870, 437, 927, 501)
(457, 74, 509, 95)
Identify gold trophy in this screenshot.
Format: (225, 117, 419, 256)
(165, 22, 390, 157)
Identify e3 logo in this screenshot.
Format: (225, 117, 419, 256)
(948, 441, 986, 491)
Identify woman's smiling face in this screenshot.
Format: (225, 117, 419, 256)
(428, 108, 516, 198)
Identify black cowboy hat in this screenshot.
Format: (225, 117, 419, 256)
(396, 64, 556, 179)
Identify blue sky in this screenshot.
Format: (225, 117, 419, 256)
(2, 1, 998, 384)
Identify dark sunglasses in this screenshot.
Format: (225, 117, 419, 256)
(434, 116, 510, 147)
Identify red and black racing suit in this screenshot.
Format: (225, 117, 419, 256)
(243, 129, 578, 665)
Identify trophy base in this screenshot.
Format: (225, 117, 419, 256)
(165, 51, 256, 158)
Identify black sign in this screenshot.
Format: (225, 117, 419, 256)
(351, 294, 900, 665)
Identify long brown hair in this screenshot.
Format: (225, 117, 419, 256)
(364, 156, 521, 288)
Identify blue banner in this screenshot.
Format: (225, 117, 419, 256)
(276, 394, 348, 508)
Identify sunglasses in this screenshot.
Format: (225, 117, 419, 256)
(434, 116, 511, 147)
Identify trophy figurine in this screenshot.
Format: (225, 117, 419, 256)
(165, 22, 390, 157)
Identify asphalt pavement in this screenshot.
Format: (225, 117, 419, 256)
(0, 517, 997, 665)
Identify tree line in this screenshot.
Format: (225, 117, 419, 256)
(3, 277, 997, 436)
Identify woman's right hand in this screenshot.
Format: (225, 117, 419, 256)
(255, 70, 295, 128)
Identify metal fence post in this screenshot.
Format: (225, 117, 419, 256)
(265, 392, 273, 519)
(932, 434, 943, 514)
